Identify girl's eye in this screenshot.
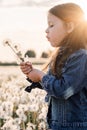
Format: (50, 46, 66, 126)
(50, 24, 54, 27)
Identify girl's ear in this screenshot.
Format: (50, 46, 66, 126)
(66, 22, 75, 33)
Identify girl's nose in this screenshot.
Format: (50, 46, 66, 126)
(45, 28, 49, 33)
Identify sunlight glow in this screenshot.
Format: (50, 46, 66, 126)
(84, 13, 87, 21)
(83, 8, 87, 21)
(77, 1, 87, 21)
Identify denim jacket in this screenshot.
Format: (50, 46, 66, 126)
(41, 49, 87, 130)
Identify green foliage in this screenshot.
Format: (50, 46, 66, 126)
(41, 52, 48, 58)
(25, 50, 36, 58)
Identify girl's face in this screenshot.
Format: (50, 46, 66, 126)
(46, 13, 68, 47)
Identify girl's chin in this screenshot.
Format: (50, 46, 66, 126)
(50, 42, 59, 47)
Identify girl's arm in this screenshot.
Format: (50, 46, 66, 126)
(40, 50, 87, 99)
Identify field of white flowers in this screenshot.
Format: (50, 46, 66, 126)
(0, 66, 48, 130)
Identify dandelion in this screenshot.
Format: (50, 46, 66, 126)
(11, 96, 20, 106)
(26, 122, 36, 130)
(3, 38, 11, 46)
(1, 122, 20, 130)
(3, 38, 24, 62)
(13, 118, 21, 125)
(18, 104, 29, 112)
(2, 101, 14, 117)
(20, 90, 29, 104)
(16, 108, 27, 122)
(0, 106, 6, 119)
(28, 104, 39, 112)
(38, 113, 45, 120)
(1, 117, 20, 130)
(16, 108, 24, 116)
(38, 121, 46, 130)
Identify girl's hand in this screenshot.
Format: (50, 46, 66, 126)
(26, 68, 45, 82)
(20, 61, 45, 82)
(20, 61, 33, 76)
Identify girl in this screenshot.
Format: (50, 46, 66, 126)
(20, 3, 87, 130)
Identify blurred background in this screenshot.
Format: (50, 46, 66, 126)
(0, 0, 87, 63)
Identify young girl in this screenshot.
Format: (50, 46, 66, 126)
(20, 3, 87, 130)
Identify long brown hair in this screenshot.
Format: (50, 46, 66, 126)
(44, 3, 87, 78)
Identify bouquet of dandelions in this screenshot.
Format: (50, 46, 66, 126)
(3, 39, 25, 64)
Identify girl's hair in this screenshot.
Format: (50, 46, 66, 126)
(45, 3, 87, 78)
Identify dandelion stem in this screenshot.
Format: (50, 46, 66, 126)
(22, 121, 26, 130)
(8, 44, 24, 62)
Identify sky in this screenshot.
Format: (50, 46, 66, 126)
(0, 7, 50, 62)
(0, 0, 87, 62)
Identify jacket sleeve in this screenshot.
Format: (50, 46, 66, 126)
(40, 50, 87, 99)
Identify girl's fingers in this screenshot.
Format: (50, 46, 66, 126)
(20, 65, 33, 74)
(20, 62, 32, 69)
(20, 61, 32, 66)
(20, 62, 26, 66)
(21, 66, 31, 71)
(20, 61, 33, 75)
(21, 67, 31, 72)
(25, 61, 32, 66)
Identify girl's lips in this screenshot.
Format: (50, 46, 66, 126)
(46, 36, 50, 40)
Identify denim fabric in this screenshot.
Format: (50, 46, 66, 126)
(41, 49, 87, 130)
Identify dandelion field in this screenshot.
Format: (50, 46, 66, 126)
(0, 66, 48, 130)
